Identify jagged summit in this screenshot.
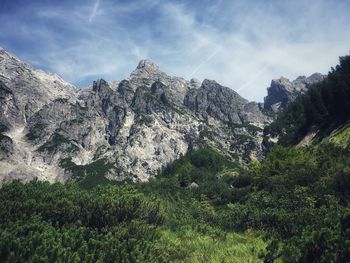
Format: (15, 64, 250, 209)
(129, 58, 167, 84)
(136, 59, 160, 71)
(264, 73, 324, 112)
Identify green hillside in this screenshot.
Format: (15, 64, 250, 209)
(1, 135, 350, 262)
(267, 55, 350, 146)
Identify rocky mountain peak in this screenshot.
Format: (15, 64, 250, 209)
(264, 73, 324, 112)
(128, 59, 168, 88)
(201, 79, 217, 86)
(129, 59, 192, 104)
(190, 78, 201, 89)
(136, 59, 160, 71)
(0, 49, 274, 183)
(131, 59, 164, 79)
(0, 48, 77, 130)
(92, 79, 111, 93)
(305, 73, 324, 83)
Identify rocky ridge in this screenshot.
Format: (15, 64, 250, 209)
(264, 73, 325, 112)
(0, 49, 322, 182)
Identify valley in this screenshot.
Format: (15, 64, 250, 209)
(0, 49, 349, 262)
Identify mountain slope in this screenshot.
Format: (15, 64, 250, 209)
(264, 73, 324, 112)
(0, 49, 274, 182)
(0, 49, 77, 182)
(0, 48, 77, 130)
(266, 55, 350, 146)
(0, 49, 325, 183)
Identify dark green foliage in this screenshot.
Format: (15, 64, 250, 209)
(0, 149, 263, 262)
(60, 158, 114, 184)
(26, 123, 48, 141)
(161, 148, 235, 176)
(267, 55, 350, 145)
(137, 114, 153, 126)
(0, 181, 165, 262)
(38, 131, 78, 153)
(228, 122, 263, 134)
(154, 148, 243, 205)
(220, 142, 350, 262)
(2, 141, 349, 262)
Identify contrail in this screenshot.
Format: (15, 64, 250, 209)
(89, 0, 100, 23)
(188, 46, 221, 78)
(236, 63, 269, 93)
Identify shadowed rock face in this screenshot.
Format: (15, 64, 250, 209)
(1, 48, 295, 183)
(264, 73, 324, 112)
(184, 79, 247, 123)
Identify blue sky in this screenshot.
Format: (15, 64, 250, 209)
(0, 0, 349, 101)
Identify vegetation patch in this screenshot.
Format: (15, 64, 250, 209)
(26, 123, 48, 141)
(227, 122, 263, 134)
(37, 131, 75, 153)
(0, 123, 8, 134)
(3, 140, 350, 261)
(327, 122, 350, 147)
(0, 181, 165, 262)
(60, 157, 114, 181)
(93, 145, 108, 160)
(158, 228, 265, 263)
(138, 114, 153, 126)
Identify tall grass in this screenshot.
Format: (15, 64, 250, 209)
(157, 227, 266, 262)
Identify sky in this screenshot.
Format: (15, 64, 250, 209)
(0, 0, 349, 102)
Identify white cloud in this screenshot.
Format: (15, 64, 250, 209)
(1, 0, 349, 101)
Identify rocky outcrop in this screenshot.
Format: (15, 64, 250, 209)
(0, 48, 77, 130)
(264, 73, 324, 112)
(240, 102, 270, 124)
(0, 49, 275, 182)
(129, 59, 191, 104)
(184, 79, 247, 123)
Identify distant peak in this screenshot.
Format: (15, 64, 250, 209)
(307, 73, 324, 81)
(92, 78, 111, 93)
(136, 59, 160, 70)
(129, 59, 167, 81)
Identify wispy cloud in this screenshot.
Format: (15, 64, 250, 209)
(89, 0, 100, 23)
(188, 47, 221, 78)
(0, 0, 349, 101)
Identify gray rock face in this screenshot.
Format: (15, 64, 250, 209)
(240, 102, 270, 124)
(0, 48, 276, 182)
(0, 49, 78, 182)
(184, 79, 247, 123)
(129, 59, 191, 104)
(264, 73, 324, 112)
(0, 48, 77, 129)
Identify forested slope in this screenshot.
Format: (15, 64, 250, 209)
(266, 55, 350, 146)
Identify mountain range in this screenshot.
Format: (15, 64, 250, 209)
(0, 48, 324, 183)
